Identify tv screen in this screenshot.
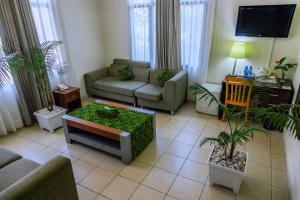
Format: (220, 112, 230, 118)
(236, 4, 296, 38)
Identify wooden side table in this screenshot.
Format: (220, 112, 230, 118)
(53, 87, 82, 113)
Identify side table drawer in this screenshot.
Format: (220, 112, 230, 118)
(65, 91, 80, 103)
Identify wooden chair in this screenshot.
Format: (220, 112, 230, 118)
(222, 76, 254, 124)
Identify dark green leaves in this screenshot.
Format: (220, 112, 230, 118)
(157, 69, 173, 87)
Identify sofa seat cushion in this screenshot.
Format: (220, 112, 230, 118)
(135, 84, 163, 101)
(93, 77, 146, 97)
(0, 146, 22, 169)
(0, 159, 40, 191)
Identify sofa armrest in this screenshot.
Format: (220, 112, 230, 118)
(84, 68, 108, 96)
(162, 70, 188, 110)
(0, 156, 78, 200)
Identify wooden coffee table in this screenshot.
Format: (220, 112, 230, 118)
(62, 100, 156, 164)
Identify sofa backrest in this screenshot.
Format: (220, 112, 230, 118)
(108, 59, 151, 82)
(149, 69, 178, 85)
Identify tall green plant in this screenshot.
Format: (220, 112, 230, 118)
(3, 41, 68, 111)
(190, 81, 300, 160)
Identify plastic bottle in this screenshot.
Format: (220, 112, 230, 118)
(244, 66, 249, 77)
(249, 66, 253, 76)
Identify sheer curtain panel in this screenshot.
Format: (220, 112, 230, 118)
(0, 84, 24, 136)
(180, 0, 216, 99)
(129, 0, 155, 66)
(29, 0, 73, 88)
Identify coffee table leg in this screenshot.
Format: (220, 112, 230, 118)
(120, 132, 132, 164)
(62, 118, 72, 144)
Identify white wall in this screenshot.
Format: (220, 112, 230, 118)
(99, 0, 130, 66)
(284, 52, 300, 200)
(57, 0, 105, 97)
(207, 0, 300, 84)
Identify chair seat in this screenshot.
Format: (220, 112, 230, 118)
(0, 159, 40, 191)
(135, 84, 163, 101)
(0, 146, 22, 169)
(93, 77, 146, 97)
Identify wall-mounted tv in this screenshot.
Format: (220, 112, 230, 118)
(236, 4, 296, 38)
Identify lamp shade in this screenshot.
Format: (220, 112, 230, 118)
(229, 42, 246, 58)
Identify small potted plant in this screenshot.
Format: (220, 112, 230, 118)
(5, 41, 69, 133)
(274, 57, 297, 83)
(190, 82, 300, 193)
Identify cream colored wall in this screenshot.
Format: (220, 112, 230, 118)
(99, 0, 131, 66)
(57, 0, 105, 97)
(207, 0, 300, 84)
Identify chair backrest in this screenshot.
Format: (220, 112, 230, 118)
(225, 76, 254, 106)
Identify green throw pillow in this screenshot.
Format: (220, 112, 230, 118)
(118, 66, 134, 81)
(157, 69, 173, 87)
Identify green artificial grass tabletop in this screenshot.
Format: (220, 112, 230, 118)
(70, 102, 152, 133)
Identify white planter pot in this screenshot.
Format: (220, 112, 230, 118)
(34, 106, 66, 134)
(208, 148, 248, 193)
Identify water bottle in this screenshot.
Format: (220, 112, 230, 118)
(244, 66, 249, 77)
(249, 66, 253, 76)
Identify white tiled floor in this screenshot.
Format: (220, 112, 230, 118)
(0, 100, 289, 200)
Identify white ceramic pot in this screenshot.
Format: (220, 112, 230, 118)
(207, 148, 248, 193)
(34, 106, 66, 134)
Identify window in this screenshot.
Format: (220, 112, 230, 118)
(180, 0, 205, 69)
(129, 0, 155, 65)
(0, 37, 13, 87)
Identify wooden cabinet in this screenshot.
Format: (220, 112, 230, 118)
(53, 87, 82, 113)
(218, 79, 294, 119)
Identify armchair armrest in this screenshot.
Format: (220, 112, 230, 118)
(162, 71, 188, 110)
(0, 156, 78, 200)
(84, 68, 108, 96)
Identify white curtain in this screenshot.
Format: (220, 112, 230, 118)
(0, 84, 24, 136)
(129, 0, 156, 67)
(29, 0, 73, 88)
(180, 0, 216, 99)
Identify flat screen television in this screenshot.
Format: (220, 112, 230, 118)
(236, 4, 296, 38)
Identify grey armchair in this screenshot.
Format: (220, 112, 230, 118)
(135, 69, 188, 115)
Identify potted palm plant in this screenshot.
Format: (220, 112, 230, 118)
(274, 57, 297, 83)
(190, 82, 300, 193)
(4, 41, 69, 133)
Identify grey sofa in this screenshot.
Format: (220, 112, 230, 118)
(84, 59, 187, 114)
(0, 146, 78, 200)
(135, 69, 188, 115)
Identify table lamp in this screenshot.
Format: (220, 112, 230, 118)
(229, 42, 246, 75)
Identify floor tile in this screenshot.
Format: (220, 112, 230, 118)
(182, 122, 204, 135)
(101, 176, 138, 200)
(237, 178, 271, 200)
(165, 119, 186, 130)
(157, 128, 180, 140)
(179, 160, 209, 184)
(272, 186, 289, 200)
(247, 163, 271, 185)
(149, 136, 172, 152)
(72, 160, 96, 183)
(119, 161, 152, 183)
(100, 156, 126, 174)
(201, 127, 222, 138)
(142, 167, 176, 193)
(80, 167, 115, 193)
(64, 143, 90, 159)
(271, 142, 285, 155)
(30, 147, 60, 164)
(164, 196, 177, 200)
(188, 148, 211, 164)
(155, 153, 185, 174)
(49, 139, 68, 152)
(95, 195, 110, 200)
(165, 141, 192, 158)
(80, 148, 107, 166)
(76, 185, 98, 200)
(272, 168, 288, 190)
(16, 142, 46, 158)
(136, 147, 163, 165)
(200, 186, 235, 200)
(247, 147, 271, 167)
(130, 185, 165, 200)
(37, 133, 62, 146)
(195, 136, 215, 151)
(175, 131, 199, 145)
(168, 176, 204, 200)
(0, 134, 32, 151)
(271, 154, 286, 170)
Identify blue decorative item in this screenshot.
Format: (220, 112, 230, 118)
(244, 66, 249, 77)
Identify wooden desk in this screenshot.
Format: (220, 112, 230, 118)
(218, 79, 294, 119)
(53, 87, 82, 113)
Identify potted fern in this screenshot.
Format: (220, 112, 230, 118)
(4, 41, 69, 133)
(190, 82, 300, 193)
